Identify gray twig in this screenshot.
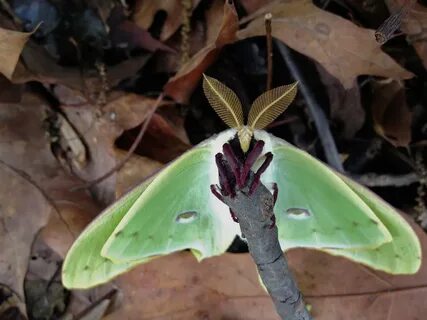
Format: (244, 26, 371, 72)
(221, 174, 313, 320)
(275, 40, 344, 173)
(352, 172, 418, 187)
(265, 13, 273, 91)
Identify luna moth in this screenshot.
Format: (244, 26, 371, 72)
(62, 75, 421, 289)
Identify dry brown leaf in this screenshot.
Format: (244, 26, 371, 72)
(61, 93, 164, 204)
(240, 0, 275, 14)
(0, 75, 23, 103)
(115, 149, 163, 197)
(122, 112, 192, 163)
(386, 0, 427, 70)
(0, 161, 52, 314)
(0, 27, 32, 80)
(0, 92, 124, 318)
(102, 218, 426, 320)
(371, 79, 412, 147)
(238, 0, 413, 88)
(0, 284, 27, 319)
(316, 64, 365, 139)
(0, 93, 100, 255)
(163, 0, 239, 103)
(294, 218, 427, 319)
(133, 0, 201, 41)
(11, 41, 151, 93)
(205, 0, 230, 44)
(104, 252, 277, 320)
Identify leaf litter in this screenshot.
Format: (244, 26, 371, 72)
(0, 0, 426, 319)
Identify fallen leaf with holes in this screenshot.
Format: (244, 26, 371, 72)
(0, 27, 32, 80)
(371, 80, 412, 147)
(0, 162, 53, 316)
(133, 0, 201, 41)
(316, 64, 365, 139)
(238, 0, 413, 88)
(102, 217, 426, 320)
(164, 0, 239, 103)
(386, 0, 427, 70)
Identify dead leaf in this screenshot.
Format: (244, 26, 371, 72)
(0, 161, 52, 314)
(133, 0, 201, 41)
(238, 0, 413, 88)
(205, 0, 230, 44)
(386, 0, 427, 70)
(25, 237, 67, 320)
(316, 64, 365, 139)
(39, 175, 101, 258)
(104, 253, 277, 320)
(115, 149, 163, 198)
(0, 75, 23, 103)
(0, 93, 100, 255)
(61, 93, 164, 204)
(371, 79, 412, 147)
(293, 218, 427, 319)
(11, 41, 151, 94)
(102, 217, 426, 320)
(0, 93, 124, 318)
(118, 112, 192, 163)
(0, 284, 27, 320)
(239, 0, 275, 14)
(108, 6, 175, 53)
(164, 0, 239, 103)
(0, 27, 32, 80)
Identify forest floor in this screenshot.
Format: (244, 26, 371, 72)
(1, 0, 427, 319)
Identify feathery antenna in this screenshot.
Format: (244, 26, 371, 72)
(248, 82, 298, 130)
(202, 74, 244, 129)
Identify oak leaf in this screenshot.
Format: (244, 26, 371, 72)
(238, 0, 413, 88)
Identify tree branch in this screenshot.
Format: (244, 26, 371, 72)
(352, 172, 418, 187)
(275, 40, 344, 173)
(220, 173, 312, 320)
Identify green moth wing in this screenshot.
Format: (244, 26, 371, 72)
(254, 130, 392, 251)
(63, 127, 420, 290)
(62, 176, 156, 289)
(255, 130, 420, 274)
(323, 174, 421, 274)
(101, 131, 241, 263)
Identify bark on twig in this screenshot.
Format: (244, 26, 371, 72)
(275, 41, 344, 173)
(265, 13, 273, 91)
(221, 174, 313, 320)
(353, 172, 418, 187)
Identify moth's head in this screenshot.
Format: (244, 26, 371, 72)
(202, 74, 298, 153)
